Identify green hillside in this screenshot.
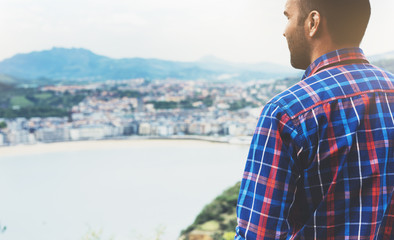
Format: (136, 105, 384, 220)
(0, 74, 18, 85)
(180, 182, 241, 240)
(0, 86, 88, 118)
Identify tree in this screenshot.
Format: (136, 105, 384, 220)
(0, 121, 7, 129)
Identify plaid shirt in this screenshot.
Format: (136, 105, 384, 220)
(235, 48, 394, 240)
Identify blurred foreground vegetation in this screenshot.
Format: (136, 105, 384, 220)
(78, 181, 241, 240)
(180, 182, 241, 240)
(81, 225, 166, 240)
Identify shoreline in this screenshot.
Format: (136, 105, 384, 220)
(0, 136, 251, 158)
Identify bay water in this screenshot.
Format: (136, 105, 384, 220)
(0, 140, 249, 240)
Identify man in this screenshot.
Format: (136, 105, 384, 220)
(235, 0, 394, 239)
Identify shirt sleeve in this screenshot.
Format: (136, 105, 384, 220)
(235, 103, 302, 240)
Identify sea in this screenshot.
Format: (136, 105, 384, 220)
(0, 140, 249, 240)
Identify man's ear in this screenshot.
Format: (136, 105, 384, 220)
(306, 10, 321, 38)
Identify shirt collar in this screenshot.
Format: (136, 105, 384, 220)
(302, 47, 369, 80)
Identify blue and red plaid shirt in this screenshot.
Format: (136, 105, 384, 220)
(235, 48, 394, 240)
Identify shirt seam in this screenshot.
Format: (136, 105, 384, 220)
(290, 89, 394, 120)
(267, 103, 309, 172)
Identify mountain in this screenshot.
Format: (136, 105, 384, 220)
(361, 50, 394, 73)
(0, 47, 297, 85)
(197, 55, 293, 74)
(0, 47, 199, 82)
(369, 51, 394, 62)
(373, 59, 394, 73)
(372, 54, 394, 74)
(0, 74, 18, 85)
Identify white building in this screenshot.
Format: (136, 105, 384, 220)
(35, 128, 69, 143)
(70, 126, 106, 140)
(0, 133, 5, 146)
(138, 123, 151, 135)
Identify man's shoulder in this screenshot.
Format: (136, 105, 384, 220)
(267, 63, 394, 119)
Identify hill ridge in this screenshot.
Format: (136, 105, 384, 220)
(0, 47, 297, 84)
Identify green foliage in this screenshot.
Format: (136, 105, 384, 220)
(81, 229, 115, 240)
(0, 107, 69, 118)
(81, 225, 166, 240)
(212, 233, 224, 240)
(0, 82, 15, 91)
(25, 91, 86, 108)
(148, 96, 214, 110)
(229, 99, 257, 111)
(0, 224, 6, 234)
(10, 96, 34, 107)
(130, 225, 166, 240)
(181, 182, 241, 236)
(209, 231, 236, 240)
(220, 219, 238, 232)
(0, 87, 87, 118)
(179, 100, 195, 109)
(148, 101, 178, 109)
(117, 90, 142, 98)
(33, 92, 53, 100)
(154, 225, 166, 240)
(223, 232, 236, 240)
(202, 97, 214, 107)
(199, 221, 220, 231)
(81, 229, 104, 240)
(0, 121, 7, 129)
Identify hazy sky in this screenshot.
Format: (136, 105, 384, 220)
(0, 0, 393, 65)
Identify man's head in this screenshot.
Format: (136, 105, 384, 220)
(283, 0, 371, 70)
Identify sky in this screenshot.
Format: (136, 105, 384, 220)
(0, 0, 393, 65)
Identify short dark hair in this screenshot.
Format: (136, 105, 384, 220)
(298, 0, 371, 45)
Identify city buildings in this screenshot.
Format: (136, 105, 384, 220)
(0, 78, 289, 146)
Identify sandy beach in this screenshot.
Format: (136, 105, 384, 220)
(0, 137, 238, 158)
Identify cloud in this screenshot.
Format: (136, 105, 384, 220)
(85, 13, 148, 27)
(0, 0, 392, 65)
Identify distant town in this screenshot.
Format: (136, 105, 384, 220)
(0, 77, 298, 146)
